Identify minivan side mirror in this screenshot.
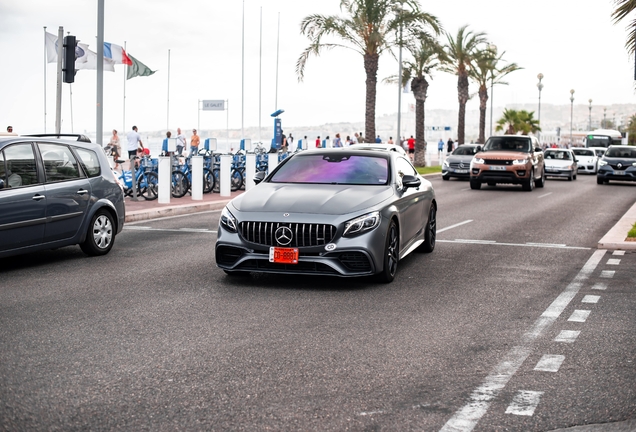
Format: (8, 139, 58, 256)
(253, 170, 266, 185)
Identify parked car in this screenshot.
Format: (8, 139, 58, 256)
(0, 134, 125, 258)
(572, 148, 598, 174)
(543, 148, 578, 180)
(596, 145, 636, 184)
(469, 135, 545, 191)
(442, 144, 482, 180)
(215, 148, 437, 283)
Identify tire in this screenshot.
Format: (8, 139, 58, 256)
(442, 174, 450, 181)
(80, 209, 115, 256)
(470, 180, 481, 190)
(376, 220, 399, 283)
(567, 174, 573, 181)
(597, 177, 604, 185)
(536, 168, 546, 188)
(230, 169, 244, 191)
(419, 204, 436, 253)
(203, 168, 214, 194)
(212, 169, 221, 193)
(522, 170, 535, 191)
(138, 172, 158, 200)
(171, 170, 189, 198)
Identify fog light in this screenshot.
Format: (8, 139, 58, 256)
(517, 170, 526, 176)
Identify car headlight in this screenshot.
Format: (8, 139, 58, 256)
(599, 160, 608, 166)
(512, 159, 528, 165)
(473, 157, 484, 164)
(443, 160, 449, 167)
(565, 165, 573, 170)
(220, 206, 238, 233)
(343, 211, 380, 237)
(632, 162, 636, 167)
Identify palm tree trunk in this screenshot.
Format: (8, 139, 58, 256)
(478, 85, 488, 144)
(411, 77, 428, 167)
(457, 71, 469, 144)
(364, 53, 379, 144)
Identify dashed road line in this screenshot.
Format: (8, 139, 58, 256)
(126, 209, 221, 225)
(554, 330, 580, 343)
(537, 192, 553, 199)
(124, 226, 217, 234)
(437, 239, 589, 250)
(582, 295, 600, 304)
(438, 220, 473, 233)
(534, 354, 565, 372)
(505, 390, 544, 416)
(612, 250, 625, 256)
(607, 258, 621, 265)
(600, 270, 615, 278)
(568, 310, 591, 322)
(439, 249, 606, 432)
(592, 282, 607, 290)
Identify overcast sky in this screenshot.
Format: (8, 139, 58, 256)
(0, 0, 634, 139)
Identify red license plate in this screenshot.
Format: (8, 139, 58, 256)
(269, 247, 299, 264)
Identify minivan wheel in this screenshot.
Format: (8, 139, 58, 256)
(377, 220, 399, 283)
(80, 210, 115, 256)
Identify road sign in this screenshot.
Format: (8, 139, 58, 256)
(202, 100, 225, 111)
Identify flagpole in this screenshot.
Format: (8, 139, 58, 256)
(275, 12, 280, 111)
(68, 31, 74, 134)
(123, 41, 127, 134)
(97, 0, 104, 144)
(241, 0, 245, 141)
(44, 26, 47, 133)
(167, 48, 170, 130)
(55, 26, 63, 135)
(258, 6, 262, 144)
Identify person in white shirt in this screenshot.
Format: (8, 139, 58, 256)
(176, 128, 186, 156)
(126, 126, 143, 159)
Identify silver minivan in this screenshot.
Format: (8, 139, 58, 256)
(0, 134, 125, 258)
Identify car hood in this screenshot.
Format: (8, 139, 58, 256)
(476, 150, 529, 160)
(446, 155, 474, 163)
(231, 183, 394, 214)
(603, 157, 636, 167)
(574, 155, 596, 161)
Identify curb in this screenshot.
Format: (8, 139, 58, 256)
(598, 200, 636, 250)
(124, 198, 232, 223)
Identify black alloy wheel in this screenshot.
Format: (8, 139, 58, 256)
(377, 220, 399, 283)
(419, 204, 436, 253)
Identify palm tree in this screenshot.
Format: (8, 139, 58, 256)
(611, 0, 636, 54)
(400, 35, 445, 166)
(495, 109, 541, 135)
(468, 47, 522, 144)
(296, 0, 440, 143)
(441, 25, 487, 145)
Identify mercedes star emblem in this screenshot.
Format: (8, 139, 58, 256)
(275, 226, 293, 246)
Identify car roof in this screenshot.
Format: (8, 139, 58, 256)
(0, 135, 101, 152)
(349, 143, 407, 154)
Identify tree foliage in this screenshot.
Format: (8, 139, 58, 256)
(611, 0, 636, 54)
(495, 109, 541, 135)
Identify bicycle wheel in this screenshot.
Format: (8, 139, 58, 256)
(171, 170, 189, 198)
(203, 168, 214, 193)
(230, 169, 243, 191)
(138, 172, 158, 200)
(212, 169, 221, 193)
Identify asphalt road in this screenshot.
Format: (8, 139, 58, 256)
(0, 174, 634, 431)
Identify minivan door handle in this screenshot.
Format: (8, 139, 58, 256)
(32, 194, 46, 201)
(76, 189, 89, 195)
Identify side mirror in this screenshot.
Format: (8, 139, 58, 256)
(535, 147, 542, 153)
(575, 158, 579, 162)
(0, 179, 4, 190)
(253, 170, 266, 185)
(401, 174, 421, 189)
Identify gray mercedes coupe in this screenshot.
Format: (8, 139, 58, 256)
(215, 148, 437, 282)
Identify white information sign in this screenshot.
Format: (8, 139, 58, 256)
(202, 100, 225, 111)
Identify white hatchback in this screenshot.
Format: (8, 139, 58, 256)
(572, 148, 598, 174)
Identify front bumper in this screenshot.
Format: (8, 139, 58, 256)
(470, 164, 531, 184)
(442, 167, 470, 179)
(544, 167, 574, 178)
(577, 163, 596, 173)
(597, 167, 636, 182)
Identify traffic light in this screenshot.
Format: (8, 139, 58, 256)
(63, 35, 77, 83)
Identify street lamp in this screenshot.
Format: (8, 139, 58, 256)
(489, 44, 497, 138)
(588, 99, 592, 131)
(536, 73, 543, 142)
(603, 107, 607, 129)
(569, 89, 575, 147)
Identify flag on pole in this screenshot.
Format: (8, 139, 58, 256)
(44, 32, 115, 71)
(104, 42, 132, 65)
(127, 54, 156, 80)
(45, 31, 58, 62)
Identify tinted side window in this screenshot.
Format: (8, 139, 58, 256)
(0, 151, 5, 185)
(38, 143, 82, 182)
(74, 147, 101, 178)
(3, 143, 39, 188)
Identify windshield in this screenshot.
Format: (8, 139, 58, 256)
(482, 137, 531, 153)
(452, 146, 480, 156)
(269, 153, 389, 185)
(605, 147, 636, 158)
(572, 149, 594, 156)
(544, 150, 572, 160)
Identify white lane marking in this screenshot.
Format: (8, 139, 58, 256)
(607, 258, 621, 265)
(358, 410, 385, 416)
(582, 295, 600, 304)
(438, 220, 473, 233)
(612, 250, 625, 256)
(592, 283, 607, 290)
(505, 390, 544, 416)
(534, 354, 565, 372)
(126, 209, 222, 225)
(568, 310, 591, 322)
(124, 226, 217, 234)
(440, 249, 606, 432)
(600, 270, 615, 278)
(554, 330, 580, 343)
(537, 192, 553, 199)
(437, 239, 590, 250)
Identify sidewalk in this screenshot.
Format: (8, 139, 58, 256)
(597, 200, 636, 250)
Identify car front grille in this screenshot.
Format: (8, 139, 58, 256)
(449, 162, 469, 168)
(484, 159, 512, 166)
(239, 222, 337, 247)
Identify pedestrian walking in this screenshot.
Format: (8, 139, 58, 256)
(126, 126, 143, 165)
(315, 136, 321, 148)
(375, 135, 382, 143)
(407, 135, 415, 161)
(189, 129, 200, 156)
(438, 138, 444, 156)
(109, 129, 121, 169)
(352, 133, 359, 144)
(446, 137, 453, 154)
(333, 133, 342, 148)
(387, 137, 394, 144)
(6, 125, 13, 133)
(176, 128, 186, 156)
